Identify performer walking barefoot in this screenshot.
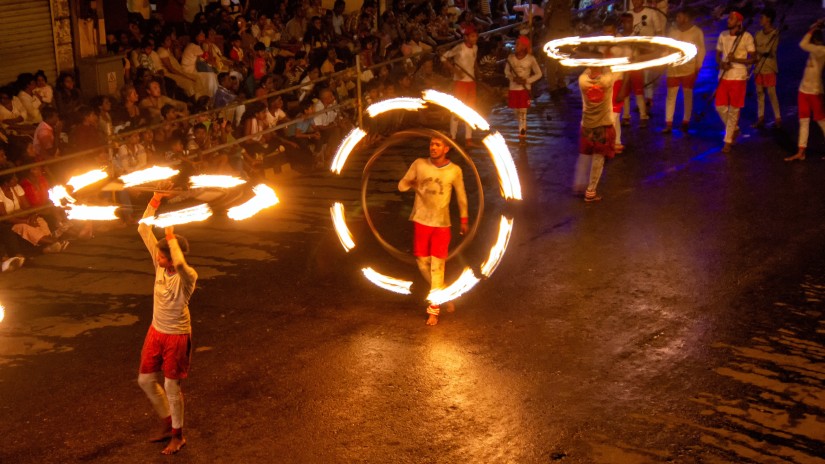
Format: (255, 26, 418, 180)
(715, 11, 755, 153)
(505, 35, 542, 142)
(398, 135, 469, 325)
(786, 20, 825, 161)
(663, 7, 705, 133)
(136, 192, 198, 455)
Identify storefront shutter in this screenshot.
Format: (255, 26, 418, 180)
(0, 0, 57, 87)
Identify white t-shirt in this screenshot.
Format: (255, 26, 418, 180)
(398, 158, 468, 228)
(800, 32, 825, 95)
(579, 69, 618, 128)
(717, 30, 755, 80)
(630, 7, 664, 36)
(505, 53, 542, 90)
(668, 25, 705, 77)
(442, 42, 478, 82)
(181, 43, 205, 74)
(266, 108, 287, 127)
(0, 185, 25, 214)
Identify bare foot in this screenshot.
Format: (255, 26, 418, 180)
(161, 436, 186, 455)
(444, 302, 455, 313)
(784, 152, 805, 162)
(426, 314, 439, 326)
(149, 424, 172, 443)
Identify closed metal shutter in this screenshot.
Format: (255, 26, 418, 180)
(0, 0, 57, 87)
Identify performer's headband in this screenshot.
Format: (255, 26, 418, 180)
(730, 11, 744, 24)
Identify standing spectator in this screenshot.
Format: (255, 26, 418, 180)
(785, 21, 825, 161)
(441, 25, 479, 146)
(16, 73, 43, 124)
(715, 11, 755, 153)
(505, 35, 542, 142)
(753, 8, 781, 129)
(663, 7, 705, 133)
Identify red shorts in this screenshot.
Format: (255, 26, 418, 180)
(755, 73, 777, 87)
(666, 73, 697, 89)
(629, 70, 645, 95)
(612, 79, 624, 113)
(453, 81, 477, 107)
(413, 222, 451, 259)
(579, 125, 616, 159)
(139, 325, 192, 380)
(715, 79, 746, 108)
(508, 89, 531, 109)
(799, 91, 825, 121)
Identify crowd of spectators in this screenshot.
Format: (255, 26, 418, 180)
(0, 0, 531, 271)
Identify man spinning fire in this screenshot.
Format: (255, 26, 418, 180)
(398, 134, 469, 326)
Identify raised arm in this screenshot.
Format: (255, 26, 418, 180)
(165, 226, 197, 287)
(138, 194, 161, 263)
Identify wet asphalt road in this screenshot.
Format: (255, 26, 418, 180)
(2, 12, 825, 464)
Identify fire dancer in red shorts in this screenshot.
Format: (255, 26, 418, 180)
(398, 135, 469, 326)
(136, 192, 198, 455)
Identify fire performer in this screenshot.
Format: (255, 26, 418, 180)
(785, 19, 825, 161)
(575, 62, 630, 202)
(441, 25, 479, 147)
(505, 35, 542, 142)
(136, 192, 198, 455)
(715, 11, 755, 153)
(398, 134, 469, 326)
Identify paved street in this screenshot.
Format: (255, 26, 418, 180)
(2, 10, 825, 464)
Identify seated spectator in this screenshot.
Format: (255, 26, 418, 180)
(204, 27, 233, 73)
(0, 173, 68, 253)
(157, 32, 198, 99)
(33, 70, 54, 106)
(16, 73, 43, 124)
(255, 74, 276, 99)
(0, 86, 33, 132)
(320, 48, 342, 76)
(54, 72, 83, 122)
(181, 27, 219, 99)
(139, 79, 189, 124)
(285, 99, 322, 167)
(298, 67, 320, 102)
(91, 95, 115, 136)
(312, 87, 345, 163)
(284, 6, 309, 43)
(213, 72, 238, 108)
(252, 42, 274, 81)
(113, 84, 147, 130)
(141, 128, 159, 163)
(33, 107, 60, 160)
(70, 106, 106, 152)
(114, 131, 148, 176)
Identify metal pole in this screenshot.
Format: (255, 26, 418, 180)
(356, 54, 364, 129)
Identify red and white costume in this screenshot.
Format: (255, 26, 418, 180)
(504, 49, 542, 137)
(797, 31, 825, 149)
(716, 28, 755, 143)
(666, 24, 705, 125)
(137, 198, 198, 438)
(441, 41, 478, 141)
(399, 158, 468, 315)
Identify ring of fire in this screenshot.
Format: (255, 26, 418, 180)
(328, 90, 523, 304)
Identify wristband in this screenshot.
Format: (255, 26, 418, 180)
(149, 197, 161, 209)
(460, 217, 468, 225)
(166, 234, 176, 242)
